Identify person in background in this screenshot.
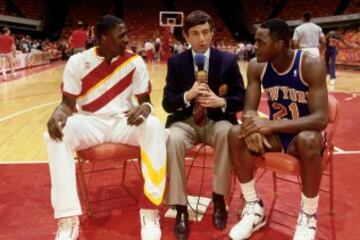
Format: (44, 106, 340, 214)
(144, 40, 155, 63)
(68, 21, 88, 55)
(325, 30, 340, 85)
(293, 12, 325, 57)
(0, 27, 16, 80)
(154, 38, 162, 61)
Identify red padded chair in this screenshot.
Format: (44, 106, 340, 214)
(254, 94, 340, 215)
(76, 143, 141, 217)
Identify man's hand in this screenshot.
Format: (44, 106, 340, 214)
(185, 81, 208, 102)
(243, 132, 271, 155)
(197, 85, 226, 108)
(125, 103, 151, 126)
(47, 107, 71, 141)
(240, 115, 273, 138)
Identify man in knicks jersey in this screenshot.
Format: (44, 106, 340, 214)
(44, 15, 166, 240)
(228, 19, 328, 240)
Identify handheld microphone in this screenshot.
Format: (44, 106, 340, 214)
(194, 54, 207, 83)
(193, 54, 208, 126)
(194, 54, 205, 71)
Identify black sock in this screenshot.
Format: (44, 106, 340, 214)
(212, 192, 225, 203)
(176, 205, 188, 214)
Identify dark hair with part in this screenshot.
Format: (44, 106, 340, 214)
(303, 11, 312, 22)
(95, 15, 124, 40)
(260, 18, 291, 47)
(183, 10, 214, 35)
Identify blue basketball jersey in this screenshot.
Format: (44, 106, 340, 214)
(261, 50, 309, 150)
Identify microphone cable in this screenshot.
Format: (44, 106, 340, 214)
(185, 109, 211, 221)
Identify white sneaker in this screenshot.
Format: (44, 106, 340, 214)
(55, 216, 79, 240)
(140, 209, 161, 240)
(293, 211, 317, 240)
(329, 79, 335, 85)
(229, 200, 266, 240)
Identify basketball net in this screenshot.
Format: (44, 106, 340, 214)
(169, 24, 175, 34)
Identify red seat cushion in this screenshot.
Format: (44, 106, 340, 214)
(255, 152, 300, 175)
(77, 143, 140, 162)
(186, 144, 214, 158)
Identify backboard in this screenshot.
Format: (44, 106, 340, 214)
(159, 11, 184, 27)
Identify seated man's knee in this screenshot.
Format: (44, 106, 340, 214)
(228, 125, 241, 144)
(144, 115, 164, 131)
(213, 121, 232, 141)
(166, 127, 187, 147)
(296, 131, 323, 157)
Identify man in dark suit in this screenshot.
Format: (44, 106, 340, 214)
(162, 10, 246, 240)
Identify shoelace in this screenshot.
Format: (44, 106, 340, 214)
(242, 201, 260, 217)
(57, 218, 78, 236)
(298, 212, 316, 230)
(142, 213, 160, 227)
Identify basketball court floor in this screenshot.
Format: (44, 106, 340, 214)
(0, 61, 359, 239)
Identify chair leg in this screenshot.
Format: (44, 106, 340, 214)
(297, 176, 302, 192)
(122, 157, 142, 184)
(272, 172, 278, 198)
(77, 161, 93, 217)
(120, 159, 128, 186)
(226, 170, 238, 206)
(329, 153, 334, 215)
(119, 158, 141, 203)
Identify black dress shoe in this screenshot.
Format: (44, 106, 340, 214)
(174, 211, 189, 240)
(212, 193, 228, 230)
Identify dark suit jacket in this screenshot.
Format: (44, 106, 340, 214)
(162, 47, 245, 128)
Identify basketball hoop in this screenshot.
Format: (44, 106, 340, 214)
(159, 11, 184, 28)
(159, 11, 183, 61)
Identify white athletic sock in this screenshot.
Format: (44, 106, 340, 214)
(301, 193, 319, 215)
(240, 179, 259, 202)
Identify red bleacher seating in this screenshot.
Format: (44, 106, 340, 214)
(278, 0, 338, 21)
(0, 1, 6, 15)
(62, 0, 237, 46)
(10, 0, 46, 20)
(345, 0, 360, 14)
(337, 30, 360, 66)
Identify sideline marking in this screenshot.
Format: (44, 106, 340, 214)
(0, 101, 58, 123)
(334, 151, 360, 155)
(344, 93, 358, 101)
(334, 147, 345, 153)
(0, 160, 47, 164)
(0, 158, 140, 164)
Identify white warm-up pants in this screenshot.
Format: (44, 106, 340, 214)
(44, 114, 167, 219)
(301, 47, 320, 57)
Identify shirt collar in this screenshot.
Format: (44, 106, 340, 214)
(191, 48, 210, 60)
(93, 46, 120, 63)
(191, 48, 210, 72)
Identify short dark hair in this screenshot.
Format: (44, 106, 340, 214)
(2, 27, 10, 34)
(77, 21, 84, 29)
(95, 15, 124, 40)
(303, 11, 312, 22)
(260, 18, 291, 47)
(183, 10, 214, 35)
